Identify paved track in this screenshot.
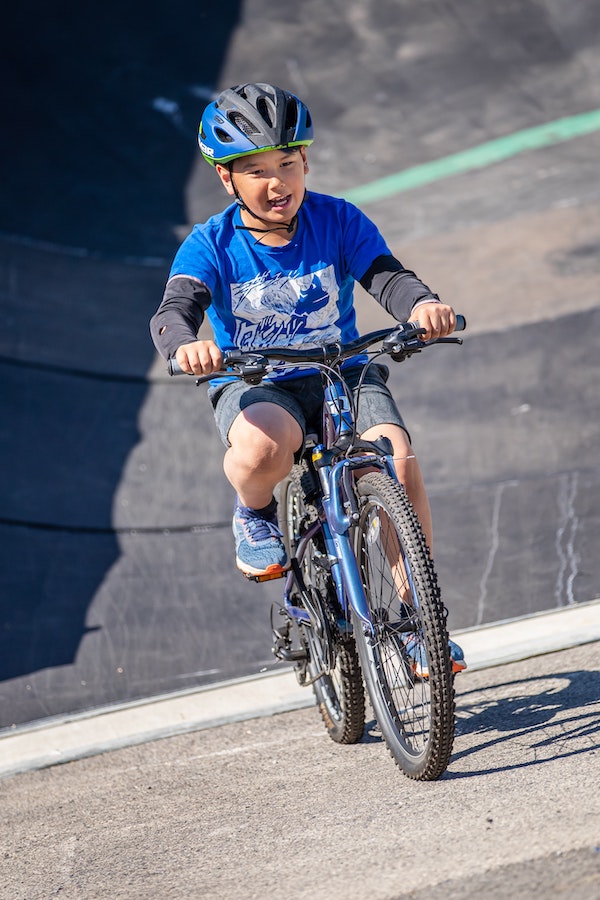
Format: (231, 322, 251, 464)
(1, 640, 599, 899)
(1, 1, 599, 730)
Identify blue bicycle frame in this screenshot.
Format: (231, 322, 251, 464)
(166, 317, 464, 639)
(281, 379, 398, 633)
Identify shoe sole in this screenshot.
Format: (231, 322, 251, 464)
(410, 659, 468, 679)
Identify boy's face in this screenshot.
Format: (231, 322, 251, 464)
(216, 147, 309, 226)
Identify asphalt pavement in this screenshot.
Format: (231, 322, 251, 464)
(1, 630, 599, 899)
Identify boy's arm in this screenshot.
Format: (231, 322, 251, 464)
(359, 255, 439, 321)
(359, 254, 455, 340)
(150, 275, 212, 359)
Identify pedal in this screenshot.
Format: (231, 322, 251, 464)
(273, 646, 308, 663)
(271, 611, 307, 664)
(245, 567, 289, 583)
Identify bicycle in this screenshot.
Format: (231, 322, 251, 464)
(169, 315, 466, 780)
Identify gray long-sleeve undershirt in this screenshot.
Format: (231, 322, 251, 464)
(150, 255, 438, 360)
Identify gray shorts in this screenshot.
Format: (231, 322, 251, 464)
(208, 364, 409, 448)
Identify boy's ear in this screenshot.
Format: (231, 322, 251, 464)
(301, 147, 309, 174)
(215, 164, 236, 196)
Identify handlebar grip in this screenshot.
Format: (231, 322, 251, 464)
(167, 357, 184, 376)
(455, 314, 467, 332)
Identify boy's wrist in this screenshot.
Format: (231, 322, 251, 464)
(410, 295, 441, 314)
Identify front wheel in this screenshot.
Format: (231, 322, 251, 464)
(352, 472, 455, 780)
(279, 464, 365, 744)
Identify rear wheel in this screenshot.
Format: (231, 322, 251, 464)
(279, 463, 365, 743)
(352, 472, 455, 780)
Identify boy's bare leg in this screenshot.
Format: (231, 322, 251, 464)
(224, 402, 303, 508)
(360, 423, 434, 553)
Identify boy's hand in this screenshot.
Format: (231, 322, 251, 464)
(175, 340, 223, 375)
(412, 302, 456, 341)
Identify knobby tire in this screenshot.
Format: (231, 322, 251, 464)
(353, 472, 455, 780)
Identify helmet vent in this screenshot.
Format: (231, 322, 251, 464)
(256, 98, 273, 128)
(229, 112, 260, 136)
(284, 99, 298, 132)
(215, 127, 234, 144)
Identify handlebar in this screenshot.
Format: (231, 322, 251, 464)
(167, 314, 466, 378)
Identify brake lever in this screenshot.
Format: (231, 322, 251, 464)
(223, 351, 268, 368)
(382, 322, 426, 353)
(221, 351, 270, 385)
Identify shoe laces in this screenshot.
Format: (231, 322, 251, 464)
(236, 507, 282, 544)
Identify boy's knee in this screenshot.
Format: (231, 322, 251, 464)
(230, 403, 302, 454)
(228, 416, 298, 474)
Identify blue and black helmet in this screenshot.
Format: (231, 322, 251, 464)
(198, 83, 314, 166)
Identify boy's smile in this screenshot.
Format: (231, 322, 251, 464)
(269, 193, 292, 211)
(216, 147, 309, 240)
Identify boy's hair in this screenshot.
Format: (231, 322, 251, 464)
(226, 145, 302, 172)
(198, 83, 313, 167)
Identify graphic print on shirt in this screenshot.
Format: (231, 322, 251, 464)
(231, 264, 342, 350)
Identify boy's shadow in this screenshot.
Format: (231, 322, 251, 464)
(360, 667, 600, 776)
(450, 667, 600, 776)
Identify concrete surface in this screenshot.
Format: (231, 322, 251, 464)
(1, 599, 599, 781)
(1, 639, 599, 898)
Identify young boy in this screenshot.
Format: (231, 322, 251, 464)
(150, 82, 465, 670)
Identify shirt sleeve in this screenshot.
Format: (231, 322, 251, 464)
(359, 254, 439, 323)
(149, 274, 212, 360)
(338, 201, 392, 282)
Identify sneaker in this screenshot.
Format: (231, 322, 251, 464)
(232, 499, 289, 578)
(401, 633, 467, 679)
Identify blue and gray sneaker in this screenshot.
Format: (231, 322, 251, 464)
(401, 633, 467, 679)
(232, 498, 289, 578)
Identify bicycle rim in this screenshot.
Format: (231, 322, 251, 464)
(353, 472, 455, 780)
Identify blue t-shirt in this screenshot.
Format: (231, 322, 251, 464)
(169, 191, 390, 379)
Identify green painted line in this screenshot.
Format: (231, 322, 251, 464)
(341, 109, 600, 205)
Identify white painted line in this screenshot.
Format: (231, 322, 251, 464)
(1, 599, 598, 780)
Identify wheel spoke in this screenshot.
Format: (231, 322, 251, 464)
(353, 472, 455, 780)
(278, 464, 365, 744)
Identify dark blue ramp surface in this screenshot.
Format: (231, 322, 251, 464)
(402, 309, 600, 625)
(1, 0, 599, 728)
(0, 2, 243, 257)
(1, 307, 597, 727)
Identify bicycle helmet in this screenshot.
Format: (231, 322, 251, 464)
(198, 82, 314, 166)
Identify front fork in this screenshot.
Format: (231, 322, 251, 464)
(283, 447, 396, 634)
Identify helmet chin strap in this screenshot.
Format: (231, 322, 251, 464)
(232, 180, 306, 236)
